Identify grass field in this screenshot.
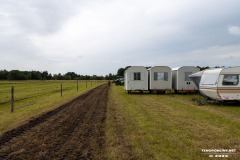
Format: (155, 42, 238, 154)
(0, 80, 104, 135)
(1, 82, 239, 159)
(106, 85, 240, 160)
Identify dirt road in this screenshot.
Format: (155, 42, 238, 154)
(0, 84, 109, 160)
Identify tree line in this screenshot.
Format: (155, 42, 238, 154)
(0, 70, 118, 80)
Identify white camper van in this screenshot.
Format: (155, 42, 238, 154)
(172, 66, 199, 92)
(124, 66, 148, 93)
(148, 66, 172, 93)
(189, 66, 240, 101)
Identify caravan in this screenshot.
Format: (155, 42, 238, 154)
(124, 66, 148, 93)
(172, 66, 199, 92)
(148, 66, 172, 93)
(190, 67, 240, 101)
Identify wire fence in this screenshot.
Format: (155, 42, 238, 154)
(0, 80, 106, 113)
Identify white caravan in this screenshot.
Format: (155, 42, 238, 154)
(189, 67, 240, 101)
(172, 66, 199, 92)
(124, 66, 148, 93)
(148, 66, 172, 93)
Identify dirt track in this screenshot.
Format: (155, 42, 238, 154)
(0, 84, 109, 160)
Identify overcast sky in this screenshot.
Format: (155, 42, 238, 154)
(0, 0, 240, 75)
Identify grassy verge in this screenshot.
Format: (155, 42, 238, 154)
(0, 80, 105, 135)
(106, 85, 240, 160)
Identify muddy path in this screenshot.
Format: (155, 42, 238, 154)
(0, 84, 109, 160)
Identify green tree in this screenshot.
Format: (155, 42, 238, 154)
(117, 68, 125, 77)
(31, 71, 41, 80)
(0, 70, 8, 80)
(196, 66, 210, 71)
(65, 72, 78, 80)
(41, 71, 49, 80)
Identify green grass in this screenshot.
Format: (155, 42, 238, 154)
(106, 86, 240, 160)
(0, 80, 105, 135)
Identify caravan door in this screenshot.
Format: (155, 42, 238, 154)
(184, 72, 195, 90)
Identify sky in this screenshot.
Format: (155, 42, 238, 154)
(0, 0, 240, 76)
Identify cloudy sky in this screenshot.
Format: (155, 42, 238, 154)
(0, 0, 240, 75)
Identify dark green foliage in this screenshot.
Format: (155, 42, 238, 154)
(117, 68, 125, 77)
(0, 70, 112, 80)
(196, 66, 226, 71)
(196, 66, 210, 71)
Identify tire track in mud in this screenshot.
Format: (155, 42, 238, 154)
(0, 84, 108, 160)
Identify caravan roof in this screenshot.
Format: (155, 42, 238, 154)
(172, 66, 198, 70)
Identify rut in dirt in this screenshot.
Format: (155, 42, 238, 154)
(0, 84, 109, 160)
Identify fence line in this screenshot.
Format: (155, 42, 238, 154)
(0, 80, 106, 113)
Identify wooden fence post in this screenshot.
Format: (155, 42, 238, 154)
(77, 80, 79, 91)
(61, 83, 63, 97)
(11, 86, 14, 112)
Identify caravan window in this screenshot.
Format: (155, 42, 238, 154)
(154, 72, 168, 81)
(201, 74, 219, 85)
(184, 72, 192, 81)
(222, 75, 239, 85)
(134, 72, 141, 80)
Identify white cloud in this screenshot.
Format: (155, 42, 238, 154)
(228, 26, 240, 36)
(1, 0, 240, 75)
(166, 44, 240, 67)
(29, 1, 184, 59)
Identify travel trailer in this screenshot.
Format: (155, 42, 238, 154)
(148, 66, 172, 93)
(124, 66, 148, 93)
(172, 66, 199, 92)
(189, 66, 240, 101)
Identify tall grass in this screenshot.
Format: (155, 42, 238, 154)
(0, 80, 104, 135)
(106, 86, 240, 160)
